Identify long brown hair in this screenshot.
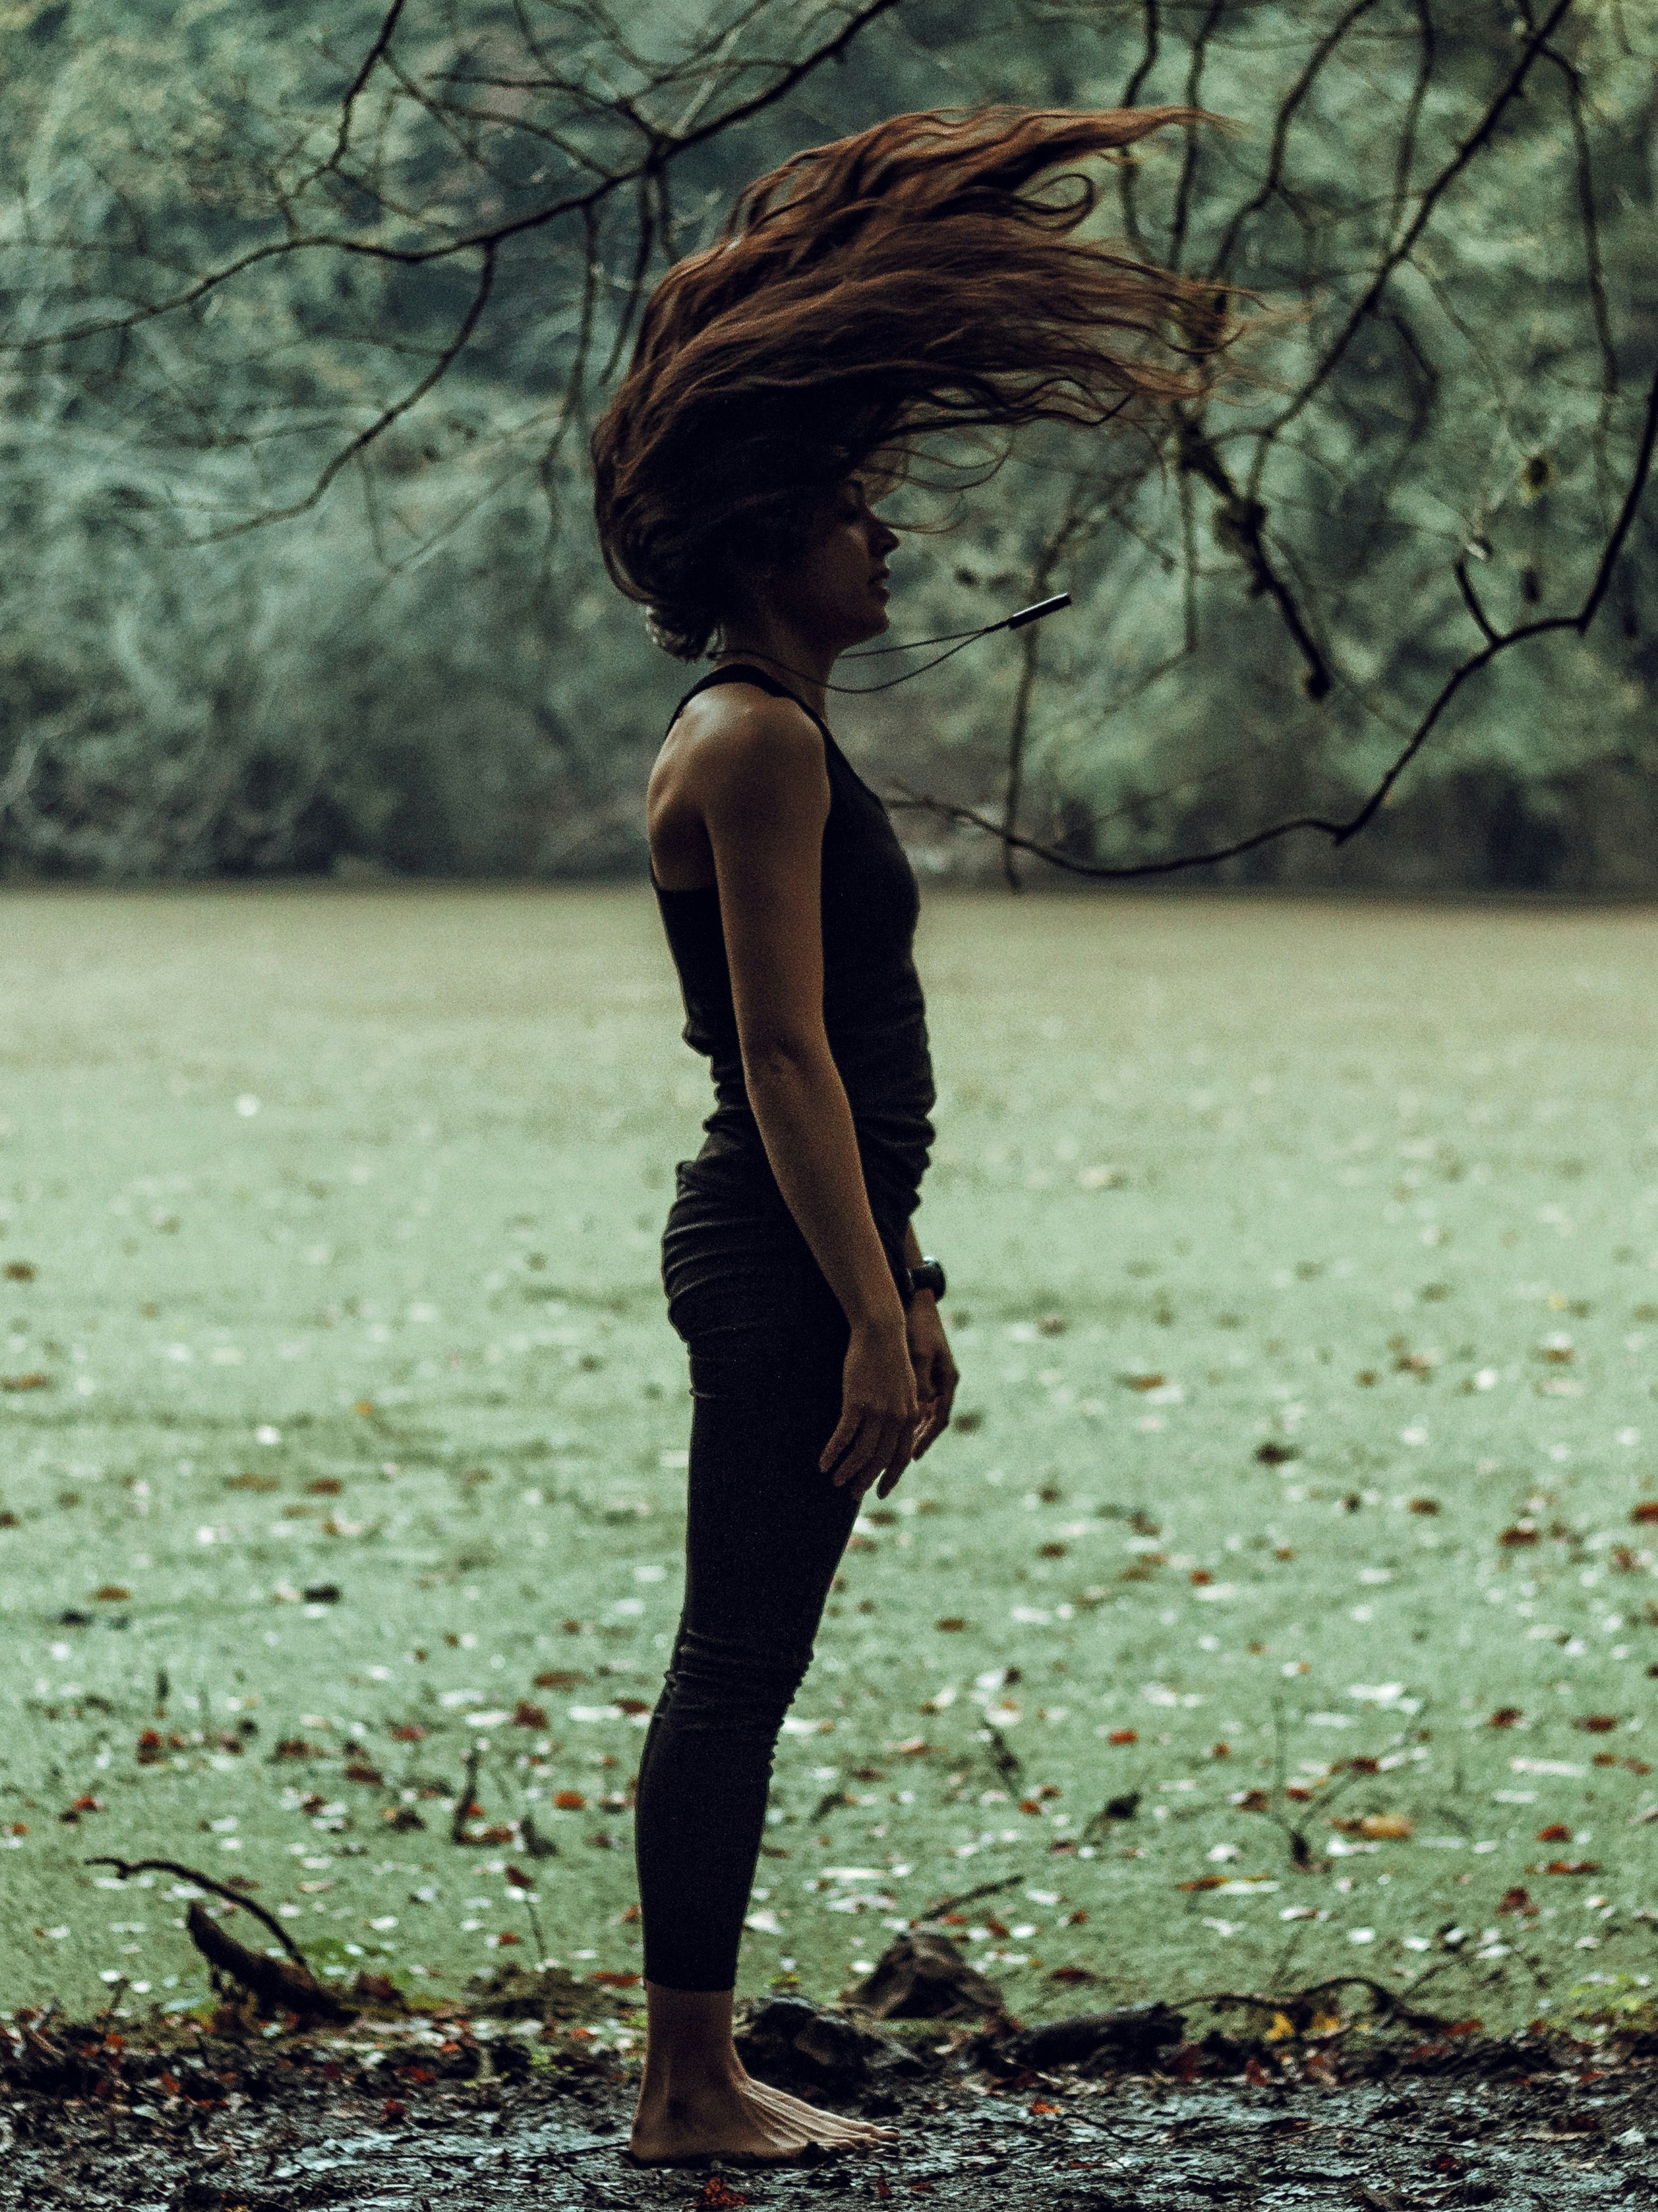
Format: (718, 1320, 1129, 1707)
(591, 104, 1239, 660)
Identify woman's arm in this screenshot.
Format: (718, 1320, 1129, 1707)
(696, 685, 909, 1339)
(900, 1214, 956, 1459)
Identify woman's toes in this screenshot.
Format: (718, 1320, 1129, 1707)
(741, 2079, 896, 2144)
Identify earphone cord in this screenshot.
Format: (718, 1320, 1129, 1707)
(715, 623, 1002, 700)
(707, 595, 1070, 698)
(843, 623, 992, 658)
(825, 630, 995, 694)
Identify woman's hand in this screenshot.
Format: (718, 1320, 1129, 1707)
(821, 1318, 919, 1502)
(903, 1295, 959, 1476)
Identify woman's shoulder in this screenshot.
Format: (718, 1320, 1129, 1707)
(674, 670, 825, 755)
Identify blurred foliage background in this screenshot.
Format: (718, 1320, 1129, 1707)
(0, 0, 1653, 888)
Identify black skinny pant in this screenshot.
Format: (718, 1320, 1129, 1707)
(634, 1169, 887, 1991)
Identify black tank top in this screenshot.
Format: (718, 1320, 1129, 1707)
(651, 663, 936, 1263)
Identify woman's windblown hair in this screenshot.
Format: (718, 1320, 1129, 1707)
(591, 105, 1240, 660)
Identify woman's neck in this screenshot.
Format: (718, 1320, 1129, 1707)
(713, 616, 834, 721)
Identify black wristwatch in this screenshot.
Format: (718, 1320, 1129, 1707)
(907, 1256, 946, 1299)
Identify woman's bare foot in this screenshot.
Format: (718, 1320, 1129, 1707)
(629, 2067, 894, 2165)
(628, 1977, 899, 2167)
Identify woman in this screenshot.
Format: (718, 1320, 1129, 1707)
(590, 103, 1233, 2167)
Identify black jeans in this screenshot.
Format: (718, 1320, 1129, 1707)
(633, 1163, 870, 1993)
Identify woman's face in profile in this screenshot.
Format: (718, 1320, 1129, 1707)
(769, 478, 902, 653)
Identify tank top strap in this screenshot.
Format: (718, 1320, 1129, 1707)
(666, 663, 834, 745)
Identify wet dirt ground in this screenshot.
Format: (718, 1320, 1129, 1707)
(6, 2013, 1658, 2210)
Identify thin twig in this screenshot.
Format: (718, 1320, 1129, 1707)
(916, 1873, 1024, 1923)
(85, 1854, 309, 1968)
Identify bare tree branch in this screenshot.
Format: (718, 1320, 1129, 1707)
(887, 353, 1658, 880)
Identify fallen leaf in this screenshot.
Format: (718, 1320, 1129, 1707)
(693, 2176, 749, 2209)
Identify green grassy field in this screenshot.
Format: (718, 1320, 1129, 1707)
(3, 884, 1658, 2042)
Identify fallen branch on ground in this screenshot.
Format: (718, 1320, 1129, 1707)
(184, 1903, 359, 2023)
(1185, 1975, 1459, 2037)
(85, 1855, 309, 1966)
(85, 1854, 355, 2022)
